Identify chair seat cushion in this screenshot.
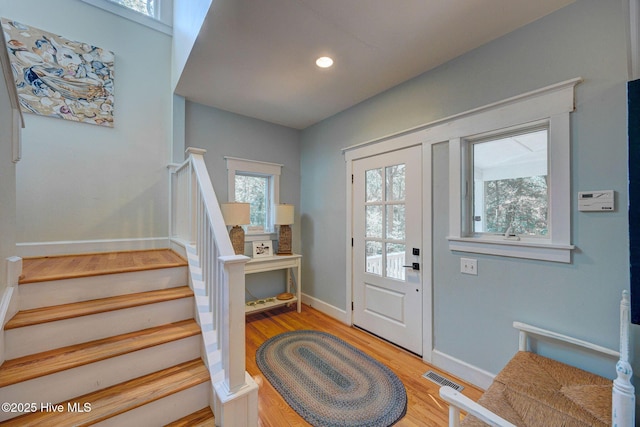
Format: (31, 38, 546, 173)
(461, 352, 612, 426)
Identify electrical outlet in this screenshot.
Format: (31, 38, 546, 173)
(461, 258, 477, 275)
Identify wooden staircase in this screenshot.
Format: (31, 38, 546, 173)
(0, 249, 216, 426)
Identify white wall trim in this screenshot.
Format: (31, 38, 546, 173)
(301, 293, 350, 325)
(422, 143, 434, 364)
(342, 77, 582, 154)
(447, 238, 574, 263)
(16, 237, 170, 257)
(431, 349, 496, 391)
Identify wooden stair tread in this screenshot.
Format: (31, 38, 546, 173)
(164, 407, 215, 426)
(0, 359, 210, 427)
(0, 319, 200, 388)
(19, 249, 187, 284)
(5, 286, 193, 330)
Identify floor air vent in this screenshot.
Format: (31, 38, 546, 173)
(422, 370, 464, 391)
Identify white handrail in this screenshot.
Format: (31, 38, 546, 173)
(170, 148, 257, 425)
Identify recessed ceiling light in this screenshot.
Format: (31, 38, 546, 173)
(316, 56, 334, 68)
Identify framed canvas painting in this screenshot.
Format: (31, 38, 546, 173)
(1, 18, 115, 127)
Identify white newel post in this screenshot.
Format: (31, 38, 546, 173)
(213, 256, 258, 427)
(612, 290, 635, 427)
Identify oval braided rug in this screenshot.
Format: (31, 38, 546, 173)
(256, 330, 407, 426)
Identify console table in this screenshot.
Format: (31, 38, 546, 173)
(244, 254, 301, 314)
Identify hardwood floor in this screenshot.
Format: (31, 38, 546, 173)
(246, 305, 483, 427)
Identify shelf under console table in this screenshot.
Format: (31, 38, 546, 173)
(244, 254, 302, 314)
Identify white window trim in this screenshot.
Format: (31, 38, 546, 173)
(448, 78, 580, 263)
(225, 156, 282, 240)
(80, 0, 173, 35)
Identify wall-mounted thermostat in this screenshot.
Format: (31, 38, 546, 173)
(578, 190, 614, 211)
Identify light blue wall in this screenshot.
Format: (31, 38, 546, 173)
(300, 0, 637, 384)
(0, 0, 173, 246)
(184, 102, 301, 297)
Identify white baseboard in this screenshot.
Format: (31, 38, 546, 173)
(431, 349, 495, 390)
(301, 293, 350, 325)
(16, 237, 170, 257)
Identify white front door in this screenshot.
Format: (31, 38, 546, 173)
(352, 145, 422, 355)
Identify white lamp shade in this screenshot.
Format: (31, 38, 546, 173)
(275, 204, 295, 225)
(221, 202, 250, 226)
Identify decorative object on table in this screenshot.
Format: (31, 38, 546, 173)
(1, 18, 115, 127)
(256, 330, 407, 427)
(221, 202, 250, 255)
(275, 204, 294, 255)
(252, 240, 272, 258)
(276, 292, 294, 300)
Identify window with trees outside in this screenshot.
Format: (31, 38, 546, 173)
(447, 78, 580, 263)
(470, 127, 548, 238)
(226, 157, 282, 236)
(235, 174, 271, 233)
(109, 0, 156, 18)
(80, 0, 172, 34)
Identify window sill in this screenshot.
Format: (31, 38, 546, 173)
(447, 236, 574, 263)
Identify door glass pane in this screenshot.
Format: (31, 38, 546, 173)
(386, 164, 405, 201)
(366, 241, 383, 275)
(366, 206, 382, 238)
(386, 204, 405, 240)
(386, 243, 405, 280)
(366, 168, 383, 202)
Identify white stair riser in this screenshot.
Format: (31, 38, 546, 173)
(19, 267, 188, 310)
(0, 336, 201, 422)
(5, 297, 194, 359)
(94, 381, 211, 427)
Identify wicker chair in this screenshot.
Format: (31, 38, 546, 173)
(440, 291, 635, 427)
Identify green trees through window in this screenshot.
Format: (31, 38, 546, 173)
(472, 128, 548, 237)
(482, 176, 548, 236)
(109, 0, 155, 17)
(235, 174, 269, 232)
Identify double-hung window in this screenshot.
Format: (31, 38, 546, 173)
(226, 157, 282, 236)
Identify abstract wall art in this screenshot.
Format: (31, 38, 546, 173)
(1, 18, 115, 127)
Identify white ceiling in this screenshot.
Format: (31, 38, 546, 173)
(174, 0, 574, 130)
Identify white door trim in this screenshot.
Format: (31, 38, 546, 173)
(344, 132, 433, 363)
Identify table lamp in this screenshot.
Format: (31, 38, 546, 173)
(275, 204, 294, 255)
(221, 202, 250, 255)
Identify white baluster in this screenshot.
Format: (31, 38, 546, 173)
(612, 290, 635, 427)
